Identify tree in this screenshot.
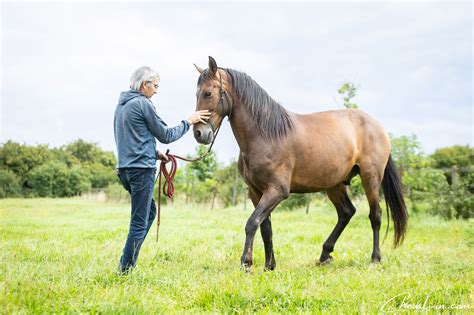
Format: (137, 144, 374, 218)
(69, 166, 93, 195)
(389, 138, 472, 219)
(50, 147, 81, 167)
(338, 82, 359, 109)
(189, 145, 219, 182)
(430, 145, 473, 169)
(0, 141, 53, 188)
(216, 161, 246, 207)
(28, 162, 60, 197)
(432, 174, 473, 220)
(429, 145, 473, 219)
(64, 139, 116, 168)
(171, 145, 219, 205)
(347, 176, 364, 198)
(83, 163, 117, 189)
(28, 162, 91, 197)
(430, 145, 473, 185)
(173, 165, 195, 204)
(389, 133, 426, 182)
(0, 169, 22, 198)
(390, 134, 440, 211)
(63, 139, 117, 189)
(279, 194, 309, 211)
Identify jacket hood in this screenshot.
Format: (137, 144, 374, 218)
(118, 90, 144, 105)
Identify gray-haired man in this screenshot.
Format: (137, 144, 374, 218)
(114, 66, 210, 274)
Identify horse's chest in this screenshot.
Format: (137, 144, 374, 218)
(240, 152, 284, 190)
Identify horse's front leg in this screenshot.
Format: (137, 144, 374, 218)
(241, 187, 287, 272)
(260, 216, 276, 271)
(248, 188, 274, 271)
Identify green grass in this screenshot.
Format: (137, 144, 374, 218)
(1, 198, 472, 314)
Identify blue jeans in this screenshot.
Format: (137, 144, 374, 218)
(117, 168, 157, 273)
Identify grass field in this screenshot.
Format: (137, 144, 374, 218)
(1, 197, 472, 313)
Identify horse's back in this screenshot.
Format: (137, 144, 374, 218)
(294, 108, 389, 155)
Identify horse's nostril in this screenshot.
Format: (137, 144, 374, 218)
(195, 130, 201, 139)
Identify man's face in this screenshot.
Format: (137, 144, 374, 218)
(141, 80, 159, 98)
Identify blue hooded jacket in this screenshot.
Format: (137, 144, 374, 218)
(114, 90, 190, 168)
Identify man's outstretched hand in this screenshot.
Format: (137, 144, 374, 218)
(187, 110, 211, 125)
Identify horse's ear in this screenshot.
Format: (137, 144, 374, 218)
(194, 63, 204, 74)
(208, 56, 218, 77)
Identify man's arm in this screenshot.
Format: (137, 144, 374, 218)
(141, 100, 190, 144)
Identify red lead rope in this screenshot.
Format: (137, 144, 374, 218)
(156, 154, 178, 242)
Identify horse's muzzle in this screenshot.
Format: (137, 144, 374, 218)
(193, 124, 213, 144)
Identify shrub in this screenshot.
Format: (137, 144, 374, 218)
(0, 169, 22, 198)
(348, 176, 364, 197)
(69, 166, 92, 195)
(431, 175, 473, 219)
(107, 182, 130, 202)
(28, 162, 91, 197)
(84, 163, 117, 189)
(278, 194, 309, 211)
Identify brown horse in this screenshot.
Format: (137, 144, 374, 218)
(193, 56, 408, 271)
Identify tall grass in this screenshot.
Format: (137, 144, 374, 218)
(1, 198, 472, 313)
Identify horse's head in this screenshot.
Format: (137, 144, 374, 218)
(193, 56, 232, 144)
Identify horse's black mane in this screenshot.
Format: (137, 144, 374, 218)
(198, 68, 294, 140)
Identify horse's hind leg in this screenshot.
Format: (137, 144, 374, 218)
(360, 169, 384, 263)
(319, 184, 356, 264)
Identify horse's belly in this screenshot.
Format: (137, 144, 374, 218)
(290, 154, 355, 192)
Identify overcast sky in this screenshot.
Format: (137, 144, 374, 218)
(1, 1, 472, 164)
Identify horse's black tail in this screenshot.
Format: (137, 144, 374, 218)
(382, 155, 408, 248)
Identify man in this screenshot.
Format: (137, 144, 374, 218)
(114, 66, 210, 274)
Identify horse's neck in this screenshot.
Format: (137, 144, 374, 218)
(229, 101, 263, 154)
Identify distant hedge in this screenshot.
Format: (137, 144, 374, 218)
(0, 139, 118, 198)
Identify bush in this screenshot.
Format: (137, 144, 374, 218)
(84, 163, 117, 189)
(28, 162, 91, 197)
(215, 162, 246, 208)
(431, 175, 473, 219)
(278, 194, 309, 211)
(405, 168, 448, 195)
(28, 163, 55, 197)
(107, 182, 130, 202)
(348, 176, 364, 197)
(185, 178, 217, 204)
(0, 169, 22, 198)
(0, 141, 53, 185)
(69, 166, 92, 195)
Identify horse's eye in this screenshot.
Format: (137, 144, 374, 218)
(204, 91, 211, 97)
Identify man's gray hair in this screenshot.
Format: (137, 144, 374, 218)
(130, 66, 160, 90)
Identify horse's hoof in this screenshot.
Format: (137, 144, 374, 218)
(371, 257, 381, 264)
(263, 264, 276, 272)
(318, 255, 334, 265)
(240, 263, 252, 273)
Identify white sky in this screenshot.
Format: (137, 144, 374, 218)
(1, 1, 472, 164)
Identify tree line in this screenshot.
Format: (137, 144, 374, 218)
(0, 139, 248, 209)
(0, 137, 472, 220)
(0, 139, 117, 198)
